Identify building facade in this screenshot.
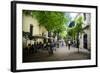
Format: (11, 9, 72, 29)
(79, 13, 91, 50)
(22, 14, 48, 48)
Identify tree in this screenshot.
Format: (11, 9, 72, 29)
(31, 11, 69, 32)
(31, 11, 71, 41)
(67, 15, 84, 39)
(75, 16, 84, 34)
(23, 10, 70, 40)
(66, 14, 84, 52)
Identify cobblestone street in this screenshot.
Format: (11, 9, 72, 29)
(23, 46, 91, 63)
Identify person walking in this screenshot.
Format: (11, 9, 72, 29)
(47, 39, 54, 55)
(46, 42, 51, 55)
(27, 44, 31, 56)
(68, 40, 71, 50)
(49, 41, 54, 55)
(34, 42, 37, 53)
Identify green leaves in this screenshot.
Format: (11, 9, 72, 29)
(31, 11, 68, 33)
(75, 16, 84, 33)
(67, 15, 84, 39)
(23, 10, 75, 39)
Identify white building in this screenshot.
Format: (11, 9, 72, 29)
(79, 13, 91, 50)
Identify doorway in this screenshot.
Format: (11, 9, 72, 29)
(83, 34, 88, 49)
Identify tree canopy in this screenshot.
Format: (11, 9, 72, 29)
(67, 15, 84, 39)
(23, 10, 71, 39)
(23, 10, 84, 39)
(32, 11, 69, 32)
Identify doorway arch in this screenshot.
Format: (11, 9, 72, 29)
(83, 34, 88, 49)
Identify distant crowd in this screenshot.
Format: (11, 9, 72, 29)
(23, 39, 79, 56)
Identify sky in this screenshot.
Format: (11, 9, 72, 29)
(65, 12, 78, 27)
(70, 13, 78, 21)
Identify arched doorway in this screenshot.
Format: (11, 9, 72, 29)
(83, 34, 88, 49)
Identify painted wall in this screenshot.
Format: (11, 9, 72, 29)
(22, 14, 48, 47)
(22, 14, 40, 35)
(79, 14, 91, 50)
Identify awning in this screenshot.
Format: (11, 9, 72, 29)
(30, 36, 49, 40)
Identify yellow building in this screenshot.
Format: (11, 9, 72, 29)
(22, 13, 48, 48)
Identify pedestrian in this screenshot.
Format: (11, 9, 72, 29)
(46, 42, 51, 55)
(34, 42, 37, 53)
(50, 41, 54, 55)
(47, 40, 53, 55)
(68, 40, 71, 50)
(39, 42, 43, 49)
(53, 41, 56, 51)
(31, 44, 34, 53)
(27, 44, 31, 56)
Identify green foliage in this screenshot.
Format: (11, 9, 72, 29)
(23, 10, 70, 38)
(23, 10, 85, 39)
(75, 16, 84, 34)
(67, 15, 84, 39)
(60, 31, 67, 38)
(32, 11, 68, 32)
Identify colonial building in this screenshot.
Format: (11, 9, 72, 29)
(79, 13, 91, 50)
(22, 13, 48, 48)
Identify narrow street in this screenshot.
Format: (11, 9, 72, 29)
(23, 46, 90, 63)
(22, 11, 91, 63)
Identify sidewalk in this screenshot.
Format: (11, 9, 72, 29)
(23, 46, 91, 63)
